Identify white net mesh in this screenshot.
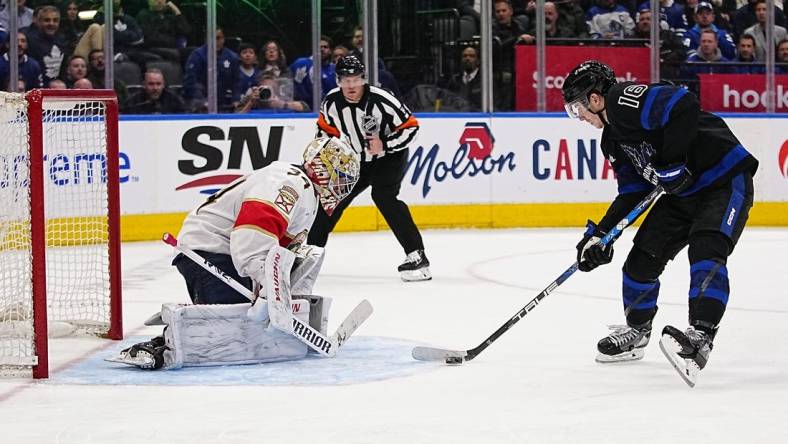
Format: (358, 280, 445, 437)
(42, 99, 112, 333)
(0, 92, 35, 367)
(0, 92, 114, 372)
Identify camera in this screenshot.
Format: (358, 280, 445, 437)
(258, 85, 273, 101)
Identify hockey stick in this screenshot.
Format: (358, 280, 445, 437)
(413, 186, 665, 364)
(162, 233, 372, 357)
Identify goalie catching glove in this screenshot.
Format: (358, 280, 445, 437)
(576, 220, 613, 272)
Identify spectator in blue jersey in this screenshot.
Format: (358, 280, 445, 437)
(637, 0, 687, 35)
(685, 2, 736, 60)
(23, 5, 67, 85)
(683, 28, 733, 90)
(0, 31, 43, 91)
(289, 35, 335, 109)
(236, 42, 260, 99)
(586, 0, 635, 39)
(182, 28, 240, 113)
(732, 34, 764, 74)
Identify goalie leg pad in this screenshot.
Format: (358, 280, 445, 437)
(161, 302, 310, 369)
(247, 246, 296, 330)
(291, 245, 325, 295)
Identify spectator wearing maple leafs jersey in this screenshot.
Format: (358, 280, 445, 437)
(23, 5, 67, 85)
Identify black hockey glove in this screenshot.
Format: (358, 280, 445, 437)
(576, 220, 614, 272)
(655, 164, 693, 195)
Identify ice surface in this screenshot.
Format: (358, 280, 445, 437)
(1, 228, 786, 443)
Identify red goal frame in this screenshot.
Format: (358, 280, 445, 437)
(25, 89, 123, 378)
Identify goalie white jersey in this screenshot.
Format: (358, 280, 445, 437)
(178, 161, 320, 285)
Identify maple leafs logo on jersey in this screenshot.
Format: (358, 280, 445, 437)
(275, 185, 298, 215)
(620, 142, 659, 185)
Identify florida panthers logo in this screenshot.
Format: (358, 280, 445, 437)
(459, 122, 495, 160)
(779, 139, 788, 178)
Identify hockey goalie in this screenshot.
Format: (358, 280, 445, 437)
(110, 137, 369, 370)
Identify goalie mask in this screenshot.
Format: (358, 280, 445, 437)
(303, 137, 361, 216)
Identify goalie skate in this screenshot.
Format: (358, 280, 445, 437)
(105, 337, 167, 370)
(659, 325, 713, 388)
(596, 324, 651, 363)
(398, 250, 432, 282)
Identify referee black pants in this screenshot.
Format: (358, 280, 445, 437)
(307, 149, 425, 254)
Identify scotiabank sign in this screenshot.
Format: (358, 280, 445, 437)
(699, 74, 788, 112)
(515, 46, 650, 111)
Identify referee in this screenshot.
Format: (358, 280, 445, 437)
(307, 56, 431, 282)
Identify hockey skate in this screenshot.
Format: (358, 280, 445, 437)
(398, 249, 432, 282)
(596, 324, 651, 363)
(659, 325, 714, 388)
(106, 336, 168, 370)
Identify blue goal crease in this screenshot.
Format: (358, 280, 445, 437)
(49, 336, 434, 387)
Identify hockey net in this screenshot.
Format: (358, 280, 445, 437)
(0, 90, 122, 378)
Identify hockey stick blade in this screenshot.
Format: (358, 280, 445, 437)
(331, 299, 373, 348)
(411, 187, 664, 365)
(412, 346, 467, 362)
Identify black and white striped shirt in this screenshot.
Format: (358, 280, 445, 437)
(316, 84, 419, 162)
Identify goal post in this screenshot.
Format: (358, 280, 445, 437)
(1, 89, 122, 379)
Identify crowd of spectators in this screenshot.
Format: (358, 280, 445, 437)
(441, 0, 788, 108)
(1, 0, 787, 114)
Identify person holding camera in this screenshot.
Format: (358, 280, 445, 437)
(236, 73, 307, 113)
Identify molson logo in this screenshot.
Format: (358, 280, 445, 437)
(407, 122, 516, 197)
(780, 140, 788, 178)
(176, 125, 284, 194)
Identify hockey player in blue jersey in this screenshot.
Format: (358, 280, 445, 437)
(562, 60, 758, 386)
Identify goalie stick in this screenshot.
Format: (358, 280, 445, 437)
(412, 186, 664, 364)
(162, 233, 372, 357)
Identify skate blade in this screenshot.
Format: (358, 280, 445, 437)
(595, 348, 645, 363)
(659, 334, 699, 388)
(400, 267, 432, 282)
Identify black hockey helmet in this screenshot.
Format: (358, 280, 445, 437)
(335, 55, 365, 78)
(562, 60, 616, 119)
